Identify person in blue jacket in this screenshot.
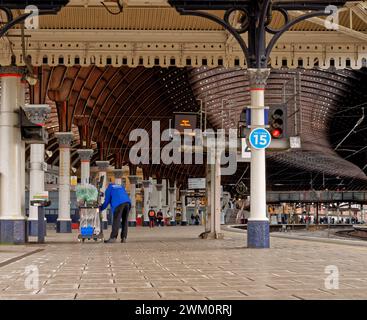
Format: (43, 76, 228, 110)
(100, 183, 131, 243)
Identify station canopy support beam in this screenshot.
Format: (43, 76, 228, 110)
(169, 0, 350, 248)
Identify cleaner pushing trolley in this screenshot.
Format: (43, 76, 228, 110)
(76, 176, 105, 242)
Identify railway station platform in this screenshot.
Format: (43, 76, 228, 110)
(0, 226, 367, 300)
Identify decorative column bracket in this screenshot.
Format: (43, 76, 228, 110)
(168, 0, 346, 68)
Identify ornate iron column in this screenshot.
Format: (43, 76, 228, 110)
(23, 104, 51, 236)
(169, 0, 348, 248)
(55, 131, 74, 233)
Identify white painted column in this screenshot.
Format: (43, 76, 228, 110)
(210, 163, 216, 233)
(29, 144, 45, 224)
(248, 68, 270, 248)
(128, 175, 138, 227)
(18, 81, 26, 224)
(180, 190, 188, 226)
(23, 104, 51, 236)
(96, 160, 109, 230)
(114, 169, 123, 185)
(142, 180, 151, 226)
(156, 184, 163, 210)
(213, 156, 222, 238)
(55, 132, 73, 233)
(205, 165, 212, 233)
(0, 68, 27, 243)
(77, 149, 93, 185)
(168, 185, 177, 225)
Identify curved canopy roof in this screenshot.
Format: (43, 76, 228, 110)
(26, 64, 367, 190)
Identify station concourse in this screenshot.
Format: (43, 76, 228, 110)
(0, 0, 367, 300)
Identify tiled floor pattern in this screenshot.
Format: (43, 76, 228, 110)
(0, 226, 367, 300)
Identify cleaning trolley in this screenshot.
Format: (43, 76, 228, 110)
(76, 177, 105, 242)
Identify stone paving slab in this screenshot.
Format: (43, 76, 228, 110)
(0, 226, 367, 300)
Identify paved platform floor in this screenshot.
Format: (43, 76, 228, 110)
(1, 226, 367, 300)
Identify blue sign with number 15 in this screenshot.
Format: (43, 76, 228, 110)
(249, 128, 271, 150)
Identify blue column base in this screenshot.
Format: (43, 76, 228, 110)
(143, 221, 150, 227)
(28, 220, 47, 237)
(128, 221, 137, 227)
(181, 221, 188, 226)
(56, 220, 72, 233)
(247, 220, 270, 248)
(170, 221, 177, 226)
(0, 220, 28, 244)
(103, 221, 108, 230)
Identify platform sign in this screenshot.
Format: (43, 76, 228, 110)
(32, 191, 49, 201)
(188, 178, 206, 190)
(70, 176, 78, 186)
(249, 128, 271, 150)
(174, 113, 197, 133)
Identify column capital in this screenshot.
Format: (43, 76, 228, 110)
(168, 187, 176, 193)
(96, 160, 110, 171)
(113, 169, 124, 179)
(23, 104, 51, 125)
(155, 184, 163, 192)
(121, 177, 127, 186)
(248, 68, 271, 89)
(128, 175, 139, 185)
(142, 180, 152, 188)
(55, 132, 73, 148)
(77, 149, 94, 162)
